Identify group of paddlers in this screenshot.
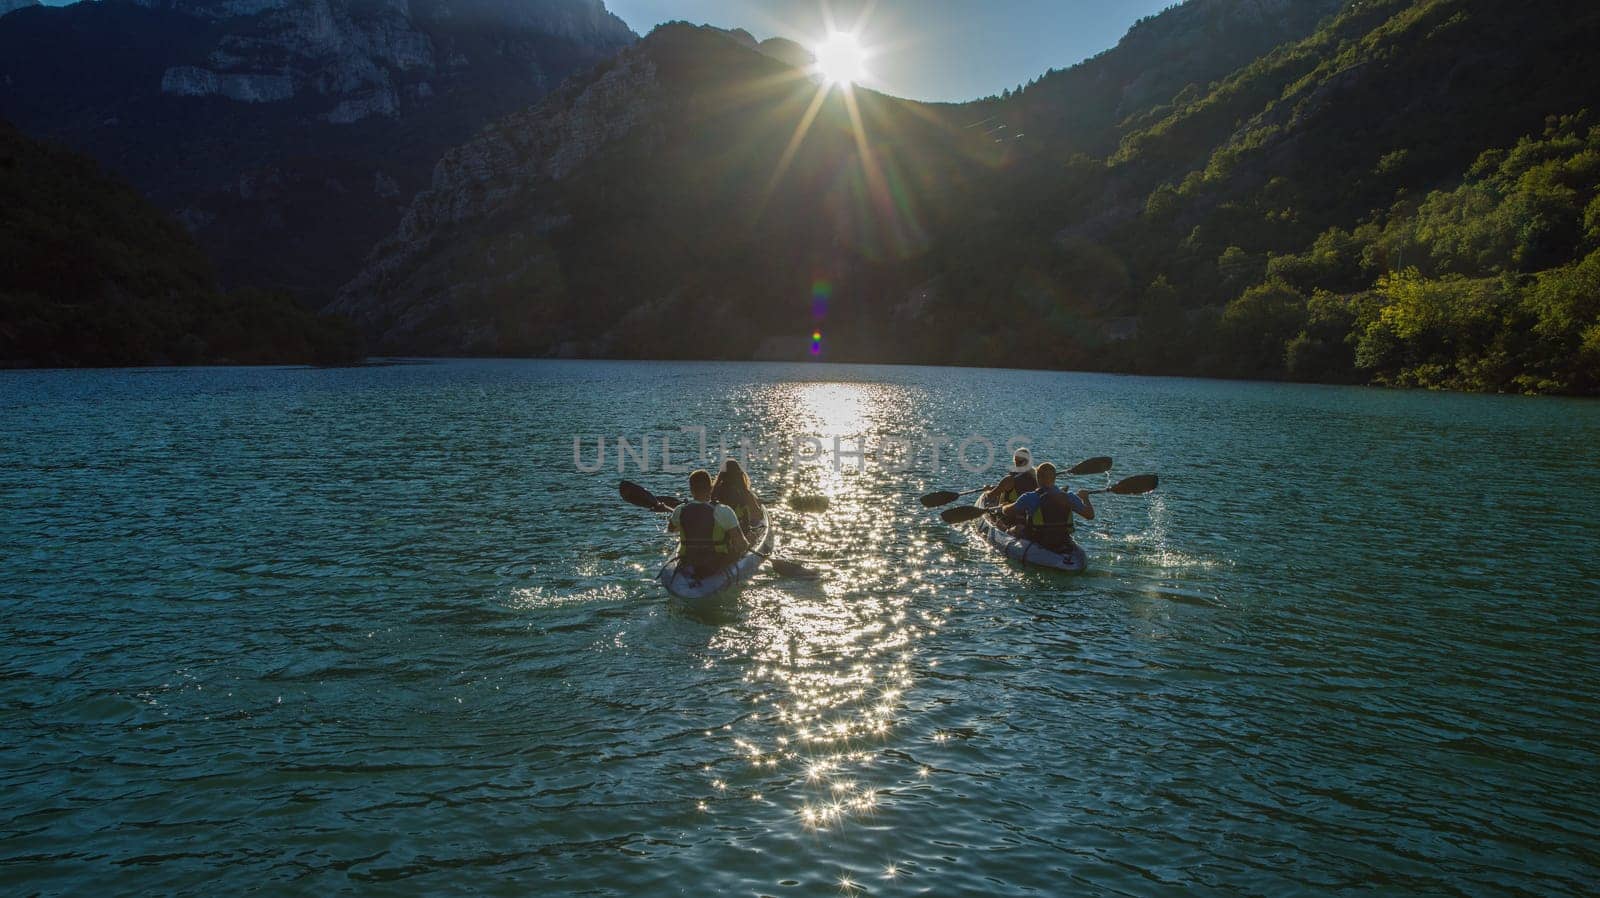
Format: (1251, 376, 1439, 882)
(660, 446, 1097, 577)
(982, 447, 1095, 552)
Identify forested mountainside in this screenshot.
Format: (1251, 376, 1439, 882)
(0, 0, 634, 301)
(342, 0, 1600, 393)
(0, 120, 359, 367)
(1011, 0, 1600, 392)
(990, 0, 1346, 156)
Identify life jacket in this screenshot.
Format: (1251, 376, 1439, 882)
(679, 501, 732, 573)
(1003, 468, 1039, 503)
(1027, 488, 1075, 551)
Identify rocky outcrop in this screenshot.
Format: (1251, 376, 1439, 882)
(756, 37, 812, 69)
(0, 0, 637, 299)
(333, 47, 662, 350)
(160, 65, 296, 102)
(134, 0, 636, 126)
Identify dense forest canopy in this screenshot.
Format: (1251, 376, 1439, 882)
(895, 0, 1600, 394)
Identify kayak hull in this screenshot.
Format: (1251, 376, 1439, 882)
(657, 519, 774, 609)
(973, 498, 1088, 573)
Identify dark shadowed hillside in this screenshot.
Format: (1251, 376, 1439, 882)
(333, 23, 999, 360)
(0, 120, 359, 367)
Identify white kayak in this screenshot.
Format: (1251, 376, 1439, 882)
(973, 498, 1088, 572)
(657, 519, 775, 608)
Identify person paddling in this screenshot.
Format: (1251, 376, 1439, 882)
(711, 458, 765, 536)
(1001, 462, 1094, 551)
(668, 469, 751, 577)
(985, 447, 1038, 505)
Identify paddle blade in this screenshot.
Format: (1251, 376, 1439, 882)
(1068, 456, 1114, 476)
(769, 557, 823, 580)
(618, 480, 659, 510)
(920, 490, 961, 508)
(940, 505, 989, 525)
(788, 495, 830, 513)
(1110, 473, 1159, 495)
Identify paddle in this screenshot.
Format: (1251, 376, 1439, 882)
(618, 480, 824, 579)
(918, 455, 1115, 508)
(1068, 456, 1116, 477)
(918, 485, 990, 508)
(620, 479, 676, 511)
(752, 551, 821, 580)
(1084, 473, 1159, 496)
(937, 473, 1158, 525)
(940, 504, 992, 525)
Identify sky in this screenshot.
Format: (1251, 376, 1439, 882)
(604, 0, 1176, 103)
(28, 0, 1178, 104)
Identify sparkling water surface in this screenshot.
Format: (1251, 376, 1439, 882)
(3, 360, 1598, 896)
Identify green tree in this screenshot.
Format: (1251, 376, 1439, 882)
(1219, 280, 1307, 377)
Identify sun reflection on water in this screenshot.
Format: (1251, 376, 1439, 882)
(794, 382, 871, 437)
(688, 378, 954, 858)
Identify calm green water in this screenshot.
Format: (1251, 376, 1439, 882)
(2, 360, 1598, 896)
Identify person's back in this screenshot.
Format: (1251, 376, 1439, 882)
(1003, 462, 1093, 551)
(711, 459, 764, 533)
(669, 469, 747, 576)
(1026, 489, 1077, 551)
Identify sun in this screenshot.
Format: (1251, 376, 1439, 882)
(813, 31, 867, 86)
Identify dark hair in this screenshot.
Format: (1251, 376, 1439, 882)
(712, 459, 755, 506)
(1036, 462, 1058, 485)
(688, 469, 713, 497)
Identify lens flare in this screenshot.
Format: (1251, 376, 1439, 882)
(813, 31, 867, 86)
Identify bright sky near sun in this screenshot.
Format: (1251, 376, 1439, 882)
(27, 0, 1177, 103)
(604, 0, 1176, 103)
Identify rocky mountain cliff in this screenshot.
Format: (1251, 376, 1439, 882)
(0, 0, 634, 300)
(333, 22, 994, 357)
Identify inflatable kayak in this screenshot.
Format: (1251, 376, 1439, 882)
(657, 519, 774, 608)
(973, 498, 1088, 572)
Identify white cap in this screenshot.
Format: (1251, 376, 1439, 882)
(1011, 447, 1032, 472)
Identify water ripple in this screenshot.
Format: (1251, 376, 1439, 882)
(2, 362, 1597, 895)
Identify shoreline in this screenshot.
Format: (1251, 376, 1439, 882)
(3, 354, 1595, 401)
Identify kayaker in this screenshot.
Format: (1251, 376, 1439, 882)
(1002, 462, 1094, 551)
(984, 447, 1038, 505)
(711, 458, 765, 535)
(668, 469, 751, 576)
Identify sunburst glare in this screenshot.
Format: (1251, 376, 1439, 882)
(813, 31, 868, 86)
